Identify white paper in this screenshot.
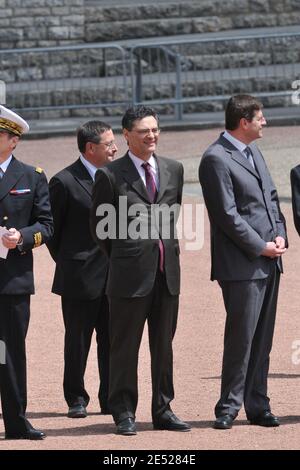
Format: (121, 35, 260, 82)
(0, 226, 9, 259)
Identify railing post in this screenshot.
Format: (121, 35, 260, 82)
(175, 53, 182, 121)
(135, 51, 143, 104)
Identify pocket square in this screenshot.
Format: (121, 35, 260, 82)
(10, 189, 31, 195)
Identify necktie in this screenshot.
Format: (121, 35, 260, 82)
(142, 162, 157, 202)
(142, 162, 164, 272)
(244, 146, 255, 168)
(0, 168, 4, 179)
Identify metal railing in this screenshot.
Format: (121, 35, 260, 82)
(0, 42, 130, 118)
(0, 31, 299, 120)
(129, 31, 300, 119)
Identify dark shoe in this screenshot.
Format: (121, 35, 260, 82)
(67, 404, 87, 418)
(153, 413, 191, 432)
(116, 417, 137, 436)
(5, 428, 46, 440)
(214, 414, 234, 429)
(249, 411, 280, 427)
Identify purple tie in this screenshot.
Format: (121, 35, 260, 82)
(142, 162, 164, 272)
(142, 162, 157, 202)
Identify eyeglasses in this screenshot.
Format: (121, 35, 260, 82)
(131, 128, 160, 137)
(98, 141, 117, 149)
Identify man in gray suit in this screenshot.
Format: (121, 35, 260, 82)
(199, 95, 287, 430)
(290, 164, 300, 236)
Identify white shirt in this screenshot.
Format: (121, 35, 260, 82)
(80, 154, 98, 181)
(128, 151, 159, 189)
(0, 155, 13, 174)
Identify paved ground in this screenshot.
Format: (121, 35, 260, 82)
(0, 126, 300, 450)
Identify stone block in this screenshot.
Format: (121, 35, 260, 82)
(24, 27, 47, 40)
(0, 28, 23, 41)
(0, 9, 12, 17)
(48, 26, 69, 39)
(16, 67, 43, 81)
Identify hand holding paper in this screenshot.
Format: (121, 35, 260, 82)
(0, 226, 9, 259)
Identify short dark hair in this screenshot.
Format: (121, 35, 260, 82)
(225, 95, 263, 131)
(122, 105, 159, 131)
(77, 120, 112, 153)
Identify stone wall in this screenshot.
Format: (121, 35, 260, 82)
(0, 0, 84, 49)
(85, 0, 300, 42)
(0, 0, 300, 49)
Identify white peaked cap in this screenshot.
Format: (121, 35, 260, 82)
(0, 105, 29, 136)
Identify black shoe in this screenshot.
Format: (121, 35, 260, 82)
(249, 411, 280, 427)
(116, 417, 137, 436)
(67, 404, 87, 418)
(214, 414, 234, 430)
(153, 413, 191, 432)
(5, 428, 46, 440)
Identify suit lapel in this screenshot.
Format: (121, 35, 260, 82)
(249, 145, 267, 183)
(0, 156, 24, 201)
(156, 156, 170, 203)
(72, 159, 93, 196)
(122, 153, 150, 202)
(219, 134, 260, 179)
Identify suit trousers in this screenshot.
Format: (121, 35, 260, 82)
(215, 262, 280, 419)
(0, 294, 31, 435)
(61, 295, 109, 410)
(108, 271, 179, 424)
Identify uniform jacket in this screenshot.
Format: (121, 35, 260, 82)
(47, 159, 108, 300)
(0, 156, 53, 294)
(199, 133, 287, 281)
(90, 152, 183, 298)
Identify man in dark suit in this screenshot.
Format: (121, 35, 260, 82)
(47, 121, 117, 418)
(90, 105, 190, 435)
(291, 165, 300, 236)
(199, 95, 287, 430)
(0, 105, 53, 440)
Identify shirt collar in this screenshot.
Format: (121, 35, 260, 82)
(128, 151, 156, 170)
(79, 154, 98, 181)
(223, 130, 248, 153)
(0, 154, 13, 173)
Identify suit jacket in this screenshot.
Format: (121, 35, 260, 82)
(90, 152, 184, 298)
(199, 133, 287, 281)
(291, 164, 300, 236)
(0, 156, 53, 294)
(47, 159, 108, 300)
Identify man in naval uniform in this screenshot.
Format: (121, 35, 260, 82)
(0, 104, 53, 440)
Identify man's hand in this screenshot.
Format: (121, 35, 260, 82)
(2, 228, 22, 250)
(275, 236, 286, 250)
(261, 241, 286, 258)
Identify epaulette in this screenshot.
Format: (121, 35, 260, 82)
(35, 167, 43, 174)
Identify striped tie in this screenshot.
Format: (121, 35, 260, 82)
(0, 168, 4, 179)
